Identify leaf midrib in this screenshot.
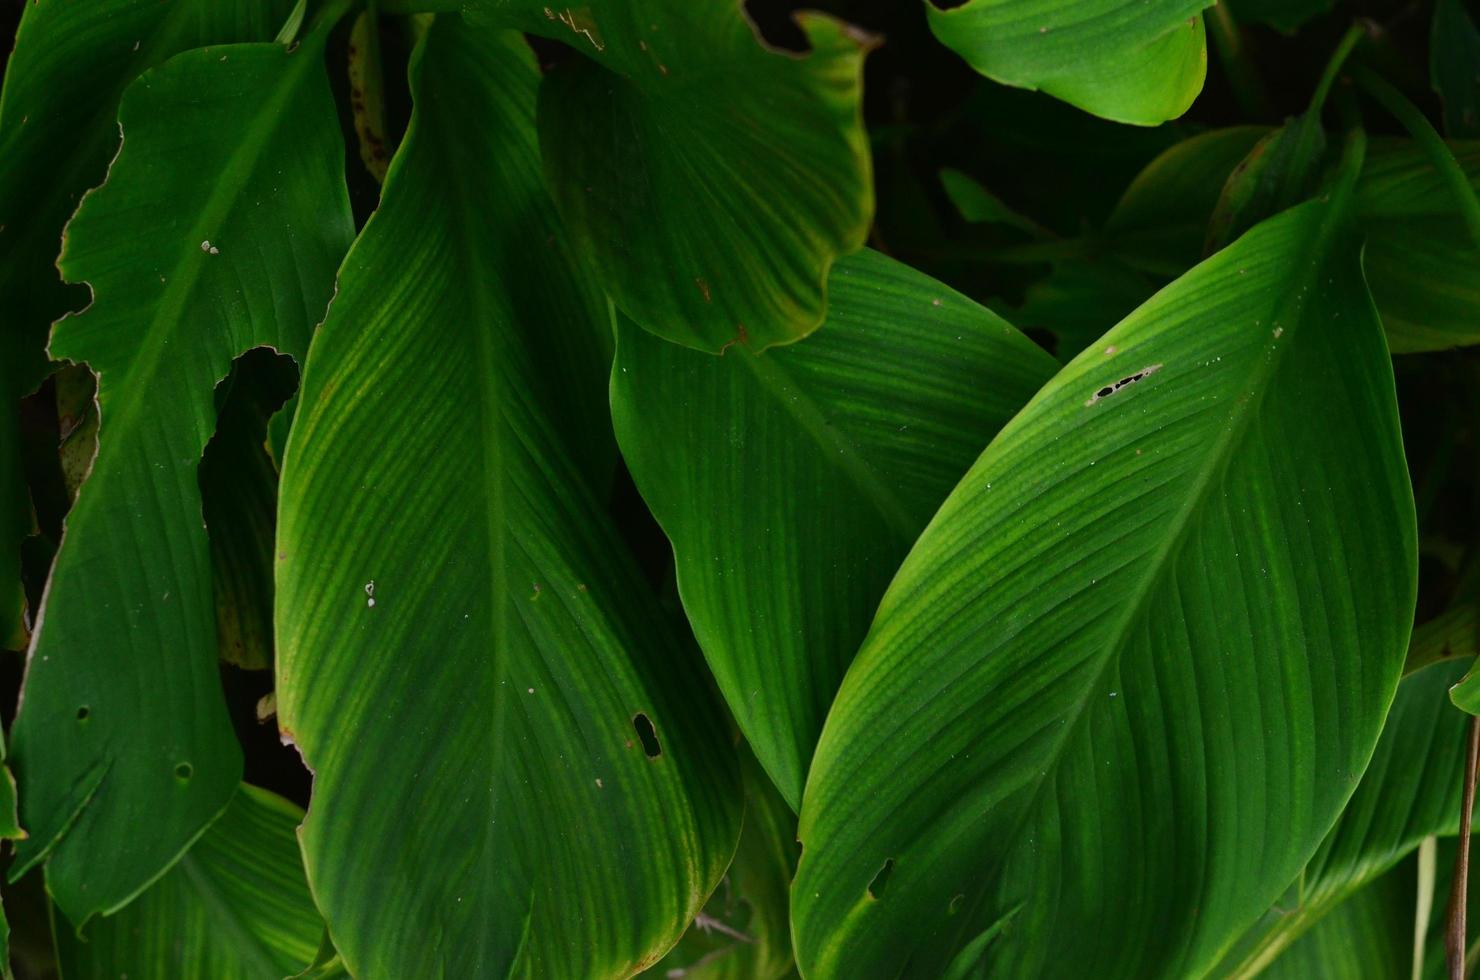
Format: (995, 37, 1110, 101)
(736, 346, 916, 542)
(58, 43, 312, 464)
(973, 194, 1354, 972)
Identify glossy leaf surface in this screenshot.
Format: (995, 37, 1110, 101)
(793, 183, 1416, 978)
(471, 0, 874, 352)
(9, 32, 353, 924)
(276, 18, 740, 978)
(611, 249, 1057, 806)
(54, 785, 323, 979)
(926, 0, 1211, 125)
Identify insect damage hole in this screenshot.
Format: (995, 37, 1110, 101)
(174, 762, 194, 781)
(1084, 363, 1163, 407)
(75, 705, 91, 721)
(868, 858, 895, 899)
(632, 713, 662, 758)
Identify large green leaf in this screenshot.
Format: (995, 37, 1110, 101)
(611, 249, 1057, 807)
(926, 0, 1211, 125)
(792, 159, 1416, 978)
(468, 0, 874, 352)
(1357, 139, 1480, 353)
(0, 0, 297, 393)
(1213, 658, 1474, 976)
(9, 25, 353, 924)
(275, 17, 740, 978)
(54, 784, 323, 978)
(0, 0, 296, 653)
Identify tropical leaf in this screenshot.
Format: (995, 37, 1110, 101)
(8, 24, 354, 925)
(0, 0, 298, 653)
(611, 249, 1057, 806)
(1213, 657, 1474, 976)
(1105, 125, 1269, 271)
(275, 17, 740, 978)
(1357, 139, 1480, 353)
(467, 0, 874, 352)
(926, 0, 1211, 126)
(792, 152, 1416, 978)
(0, 0, 298, 393)
(54, 784, 323, 979)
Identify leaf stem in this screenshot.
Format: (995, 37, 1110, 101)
(1352, 67, 1480, 251)
(1310, 23, 1370, 115)
(1446, 714, 1480, 980)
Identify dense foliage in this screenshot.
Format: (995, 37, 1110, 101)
(1, 0, 1478, 977)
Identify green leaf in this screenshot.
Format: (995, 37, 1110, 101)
(611, 249, 1057, 807)
(0, 0, 298, 653)
(0, 0, 298, 394)
(926, 0, 1210, 126)
(1106, 125, 1269, 270)
(1205, 113, 1328, 252)
(9, 28, 354, 925)
(1255, 861, 1415, 980)
(645, 751, 800, 980)
(1213, 657, 1474, 976)
(275, 17, 740, 978)
(54, 784, 324, 979)
(468, 1, 874, 352)
(1358, 138, 1480, 353)
(1431, 0, 1480, 138)
(792, 169, 1416, 978)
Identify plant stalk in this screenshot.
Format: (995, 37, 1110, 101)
(1446, 715, 1480, 980)
(1207, 3, 1272, 119)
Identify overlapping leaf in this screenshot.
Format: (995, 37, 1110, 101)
(9, 28, 353, 924)
(793, 162, 1416, 978)
(0, 0, 297, 651)
(611, 249, 1057, 806)
(1213, 657, 1473, 975)
(926, 0, 1211, 125)
(54, 784, 323, 979)
(467, 0, 874, 352)
(1357, 138, 1480, 352)
(275, 17, 740, 978)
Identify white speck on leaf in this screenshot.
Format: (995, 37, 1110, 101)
(364, 581, 376, 608)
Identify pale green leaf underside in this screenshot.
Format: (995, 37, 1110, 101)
(10, 36, 352, 923)
(794, 191, 1415, 978)
(55, 784, 323, 979)
(927, 0, 1211, 125)
(276, 18, 739, 979)
(470, 0, 874, 352)
(611, 249, 1057, 808)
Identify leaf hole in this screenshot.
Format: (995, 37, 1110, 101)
(868, 858, 895, 899)
(632, 713, 662, 758)
(174, 762, 193, 781)
(75, 706, 90, 721)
